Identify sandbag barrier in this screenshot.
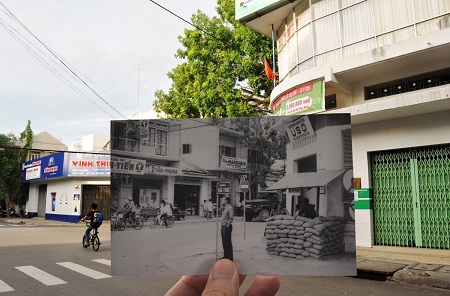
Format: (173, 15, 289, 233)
(265, 215, 345, 260)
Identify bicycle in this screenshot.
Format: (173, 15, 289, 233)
(82, 222, 101, 251)
(116, 214, 143, 231)
(110, 210, 124, 231)
(149, 214, 174, 228)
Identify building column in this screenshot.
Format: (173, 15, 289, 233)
(354, 188, 374, 247)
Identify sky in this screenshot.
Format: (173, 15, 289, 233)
(0, 0, 217, 147)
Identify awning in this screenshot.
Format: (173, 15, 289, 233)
(267, 169, 345, 190)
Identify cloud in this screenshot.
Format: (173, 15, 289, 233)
(0, 0, 216, 146)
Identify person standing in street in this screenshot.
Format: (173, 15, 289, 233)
(220, 197, 234, 261)
(206, 199, 214, 220)
(202, 200, 207, 218)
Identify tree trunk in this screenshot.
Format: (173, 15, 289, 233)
(5, 193, 10, 218)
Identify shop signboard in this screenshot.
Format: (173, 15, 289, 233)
(272, 80, 325, 116)
(25, 165, 41, 180)
(220, 156, 247, 170)
(21, 152, 65, 181)
(67, 152, 111, 177)
(147, 165, 180, 176)
(285, 115, 315, 143)
(236, 0, 288, 21)
(217, 182, 231, 194)
(111, 156, 146, 175)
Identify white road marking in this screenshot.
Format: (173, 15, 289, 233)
(92, 259, 111, 266)
(0, 279, 14, 293)
(15, 266, 67, 286)
(0, 225, 5, 227)
(56, 262, 111, 279)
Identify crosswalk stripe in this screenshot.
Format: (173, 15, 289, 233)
(15, 266, 67, 286)
(92, 259, 111, 266)
(0, 279, 14, 293)
(0, 225, 5, 227)
(56, 262, 111, 279)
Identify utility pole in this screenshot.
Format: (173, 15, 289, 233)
(138, 68, 140, 110)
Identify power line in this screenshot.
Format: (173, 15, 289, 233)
(0, 2, 127, 119)
(0, 17, 116, 118)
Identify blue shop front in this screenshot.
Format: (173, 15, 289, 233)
(22, 152, 110, 222)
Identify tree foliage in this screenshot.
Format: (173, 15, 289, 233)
(0, 121, 33, 212)
(153, 0, 274, 118)
(235, 117, 286, 198)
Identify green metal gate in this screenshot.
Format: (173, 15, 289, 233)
(371, 145, 450, 249)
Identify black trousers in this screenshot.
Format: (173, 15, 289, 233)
(221, 224, 233, 260)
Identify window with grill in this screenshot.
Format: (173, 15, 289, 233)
(365, 68, 450, 100)
(29, 151, 41, 160)
(219, 145, 236, 158)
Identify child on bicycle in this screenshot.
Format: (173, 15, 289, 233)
(81, 203, 103, 247)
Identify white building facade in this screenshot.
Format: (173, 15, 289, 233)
(237, 0, 450, 249)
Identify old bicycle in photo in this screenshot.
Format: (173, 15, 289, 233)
(82, 221, 101, 251)
(149, 211, 174, 228)
(115, 210, 144, 230)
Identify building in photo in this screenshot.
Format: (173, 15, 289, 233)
(110, 119, 249, 217)
(236, 0, 450, 250)
(267, 114, 354, 252)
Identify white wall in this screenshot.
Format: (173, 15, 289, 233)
(352, 110, 450, 188)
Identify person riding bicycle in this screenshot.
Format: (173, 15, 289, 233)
(158, 200, 173, 226)
(124, 197, 136, 224)
(81, 203, 102, 248)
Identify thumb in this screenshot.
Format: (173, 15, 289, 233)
(202, 259, 239, 296)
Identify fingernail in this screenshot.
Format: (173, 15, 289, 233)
(212, 260, 234, 280)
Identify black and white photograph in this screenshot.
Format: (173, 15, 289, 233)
(110, 114, 356, 276)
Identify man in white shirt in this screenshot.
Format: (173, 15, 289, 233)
(206, 199, 214, 220)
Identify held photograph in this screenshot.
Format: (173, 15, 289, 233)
(110, 114, 356, 276)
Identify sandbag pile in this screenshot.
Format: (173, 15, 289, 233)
(265, 215, 345, 260)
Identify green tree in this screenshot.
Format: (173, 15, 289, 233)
(0, 121, 33, 215)
(235, 117, 286, 199)
(153, 0, 274, 118)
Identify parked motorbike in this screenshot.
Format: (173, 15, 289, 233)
(7, 208, 27, 218)
(0, 207, 7, 218)
(172, 207, 186, 221)
(17, 208, 27, 218)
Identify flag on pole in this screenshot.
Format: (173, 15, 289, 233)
(264, 57, 276, 80)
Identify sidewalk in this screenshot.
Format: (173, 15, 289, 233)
(0, 216, 109, 227)
(357, 246, 450, 290)
(2, 216, 450, 290)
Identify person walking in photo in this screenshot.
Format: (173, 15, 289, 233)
(206, 199, 214, 220)
(220, 197, 234, 261)
(202, 200, 207, 218)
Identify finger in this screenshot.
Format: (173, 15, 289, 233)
(243, 275, 280, 296)
(202, 259, 239, 296)
(165, 275, 208, 296)
(239, 275, 247, 286)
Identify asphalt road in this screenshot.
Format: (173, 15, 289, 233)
(0, 221, 449, 295)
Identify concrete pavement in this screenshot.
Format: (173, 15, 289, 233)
(2, 215, 450, 290)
